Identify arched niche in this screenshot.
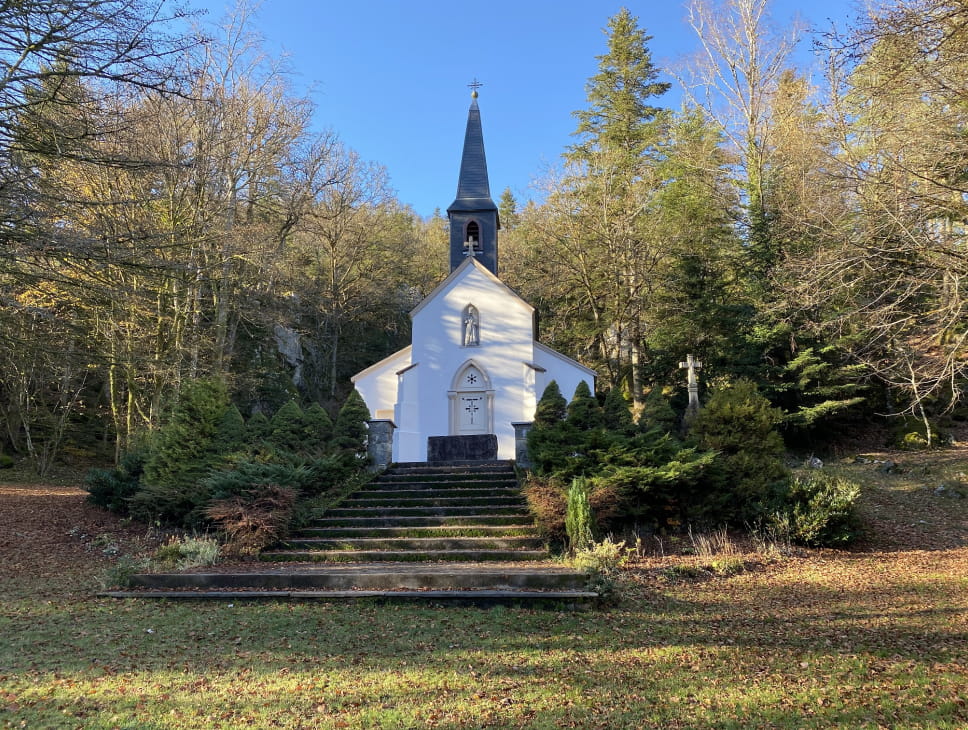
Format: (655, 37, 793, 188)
(462, 303, 480, 346)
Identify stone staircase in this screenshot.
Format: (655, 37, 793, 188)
(108, 461, 595, 606)
(263, 462, 547, 563)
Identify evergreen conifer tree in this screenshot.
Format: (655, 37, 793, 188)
(245, 411, 272, 444)
(566, 380, 604, 431)
(213, 404, 245, 455)
(691, 379, 789, 521)
(143, 378, 230, 490)
(333, 390, 371, 455)
(269, 400, 305, 451)
(640, 387, 678, 433)
(602, 387, 634, 432)
(303, 402, 334, 446)
(533, 381, 568, 426)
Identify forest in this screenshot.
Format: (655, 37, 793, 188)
(1, 0, 966, 476)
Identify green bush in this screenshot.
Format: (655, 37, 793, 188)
(203, 461, 314, 500)
(774, 472, 861, 547)
(565, 477, 594, 553)
(333, 389, 371, 456)
(534, 380, 567, 425)
(143, 378, 231, 493)
(303, 403, 334, 446)
(528, 381, 590, 477)
(567, 381, 603, 431)
(213, 405, 246, 455)
(0, 454, 14, 469)
(245, 411, 272, 444)
(84, 448, 147, 514)
(690, 378, 789, 523)
(590, 430, 716, 528)
(269, 400, 305, 452)
(128, 481, 205, 527)
(640, 387, 678, 433)
(602, 387, 634, 433)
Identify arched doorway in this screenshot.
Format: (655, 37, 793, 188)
(449, 361, 494, 435)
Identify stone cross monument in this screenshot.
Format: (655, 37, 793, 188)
(679, 353, 703, 420)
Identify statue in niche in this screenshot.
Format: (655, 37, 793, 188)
(462, 304, 480, 346)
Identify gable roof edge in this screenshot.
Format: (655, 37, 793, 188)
(410, 258, 533, 318)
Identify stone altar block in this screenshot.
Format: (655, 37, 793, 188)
(427, 434, 498, 463)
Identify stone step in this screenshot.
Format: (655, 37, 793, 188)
(356, 487, 521, 499)
(102, 589, 596, 607)
(283, 536, 544, 551)
(340, 496, 526, 508)
(127, 563, 587, 591)
(388, 460, 514, 473)
(311, 514, 533, 528)
(325, 505, 528, 517)
(367, 479, 519, 489)
(260, 549, 550, 563)
(298, 525, 539, 538)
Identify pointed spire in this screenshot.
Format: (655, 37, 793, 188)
(449, 92, 498, 212)
(448, 88, 500, 275)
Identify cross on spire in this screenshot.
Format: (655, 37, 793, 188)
(468, 78, 483, 93)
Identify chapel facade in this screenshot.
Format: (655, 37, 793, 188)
(351, 92, 595, 463)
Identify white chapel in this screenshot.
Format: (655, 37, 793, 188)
(352, 91, 595, 463)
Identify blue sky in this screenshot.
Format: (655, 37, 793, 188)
(189, 1, 860, 218)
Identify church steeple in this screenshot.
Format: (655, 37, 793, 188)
(447, 87, 500, 275)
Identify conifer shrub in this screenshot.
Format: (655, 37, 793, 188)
(567, 381, 603, 431)
(585, 426, 715, 525)
(333, 389, 371, 457)
(773, 472, 861, 547)
(213, 404, 246, 455)
(527, 381, 718, 533)
(129, 378, 233, 526)
(565, 477, 595, 553)
(84, 448, 146, 514)
(303, 403, 334, 446)
(640, 387, 679, 433)
(534, 380, 567, 425)
(201, 461, 318, 500)
(244, 411, 272, 444)
(690, 378, 790, 523)
(528, 381, 585, 477)
(142, 378, 231, 493)
(602, 387, 634, 433)
(268, 400, 305, 452)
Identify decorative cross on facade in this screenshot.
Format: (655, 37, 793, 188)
(464, 398, 480, 423)
(463, 238, 479, 258)
(679, 354, 703, 418)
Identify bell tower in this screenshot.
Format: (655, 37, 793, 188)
(447, 86, 500, 275)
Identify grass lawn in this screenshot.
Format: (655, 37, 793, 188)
(1, 451, 966, 729)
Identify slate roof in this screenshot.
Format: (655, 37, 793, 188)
(447, 97, 498, 213)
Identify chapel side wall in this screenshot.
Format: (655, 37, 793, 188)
(534, 351, 596, 410)
(352, 354, 406, 422)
